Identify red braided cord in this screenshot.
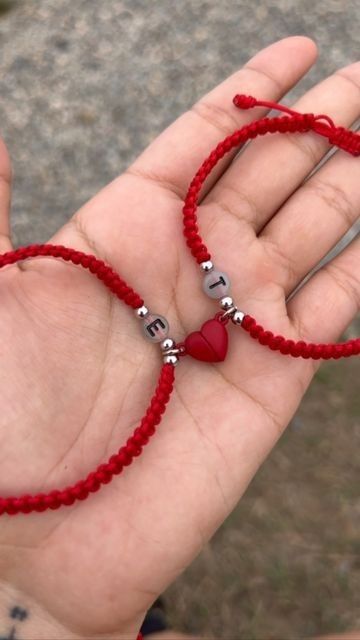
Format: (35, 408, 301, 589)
(233, 94, 360, 156)
(183, 111, 323, 263)
(0, 244, 175, 516)
(183, 104, 360, 264)
(241, 314, 360, 360)
(0, 243, 144, 308)
(182, 95, 360, 360)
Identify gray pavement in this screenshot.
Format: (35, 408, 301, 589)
(0, 2, 359, 635)
(0, 0, 359, 245)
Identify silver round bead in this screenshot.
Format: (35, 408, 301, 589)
(231, 310, 245, 325)
(200, 260, 214, 272)
(163, 354, 179, 366)
(135, 305, 149, 319)
(161, 337, 175, 352)
(220, 296, 234, 310)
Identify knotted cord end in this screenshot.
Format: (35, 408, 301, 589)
(233, 94, 258, 109)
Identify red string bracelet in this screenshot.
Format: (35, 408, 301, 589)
(0, 95, 359, 520)
(181, 94, 360, 361)
(0, 244, 175, 516)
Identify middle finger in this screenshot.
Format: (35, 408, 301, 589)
(260, 131, 360, 297)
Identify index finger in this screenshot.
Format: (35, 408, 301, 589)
(128, 36, 317, 201)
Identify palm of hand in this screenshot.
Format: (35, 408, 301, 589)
(0, 37, 359, 637)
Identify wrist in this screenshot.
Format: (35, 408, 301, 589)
(0, 581, 143, 640)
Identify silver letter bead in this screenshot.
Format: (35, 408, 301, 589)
(203, 270, 231, 299)
(142, 313, 169, 343)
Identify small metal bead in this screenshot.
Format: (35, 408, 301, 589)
(135, 305, 149, 319)
(200, 260, 214, 272)
(163, 354, 179, 366)
(220, 296, 234, 310)
(161, 338, 175, 352)
(231, 310, 245, 325)
(203, 270, 231, 299)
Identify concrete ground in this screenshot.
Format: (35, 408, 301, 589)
(0, 1, 359, 638)
(0, 0, 359, 244)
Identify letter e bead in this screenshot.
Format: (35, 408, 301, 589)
(142, 314, 170, 343)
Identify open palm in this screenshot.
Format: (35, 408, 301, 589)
(0, 37, 359, 638)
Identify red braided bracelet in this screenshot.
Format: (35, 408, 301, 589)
(0, 244, 175, 516)
(0, 95, 359, 519)
(181, 94, 360, 361)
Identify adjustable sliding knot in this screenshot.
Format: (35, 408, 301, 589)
(325, 125, 360, 157)
(184, 94, 360, 266)
(233, 93, 360, 157)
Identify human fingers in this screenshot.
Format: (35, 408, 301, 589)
(261, 125, 360, 297)
(288, 233, 360, 343)
(128, 37, 317, 201)
(204, 61, 360, 235)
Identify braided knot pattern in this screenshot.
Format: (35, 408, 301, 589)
(0, 244, 144, 308)
(0, 244, 175, 516)
(326, 126, 360, 156)
(0, 364, 174, 516)
(242, 315, 360, 360)
(183, 113, 316, 264)
(182, 96, 360, 362)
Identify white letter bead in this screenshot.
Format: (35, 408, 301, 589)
(203, 270, 231, 299)
(142, 314, 170, 343)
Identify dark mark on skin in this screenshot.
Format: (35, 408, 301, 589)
(0, 606, 29, 639)
(10, 609, 28, 623)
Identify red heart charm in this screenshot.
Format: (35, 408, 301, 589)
(184, 318, 228, 362)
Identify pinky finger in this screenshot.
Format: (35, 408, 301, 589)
(0, 138, 12, 252)
(288, 232, 360, 345)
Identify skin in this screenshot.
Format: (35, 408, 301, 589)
(0, 36, 359, 639)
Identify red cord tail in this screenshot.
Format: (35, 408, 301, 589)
(233, 94, 360, 157)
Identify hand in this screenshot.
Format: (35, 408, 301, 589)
(0, 36, 359, 639)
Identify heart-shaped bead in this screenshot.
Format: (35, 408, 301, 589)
(184, 318, 228, 362)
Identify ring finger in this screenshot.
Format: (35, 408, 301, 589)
(260, 138, 360, 297)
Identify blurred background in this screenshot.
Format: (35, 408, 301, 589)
(0, 1, 359, 638)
